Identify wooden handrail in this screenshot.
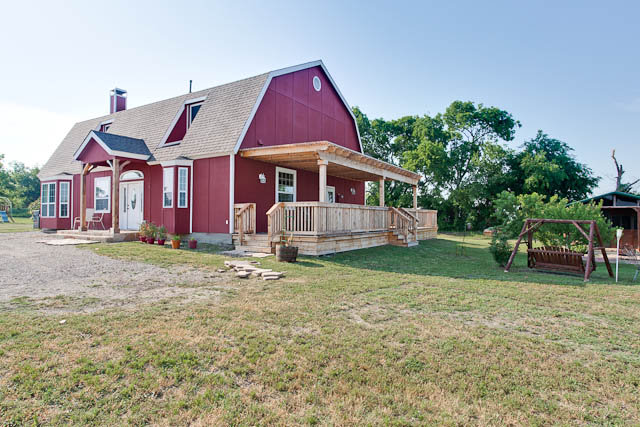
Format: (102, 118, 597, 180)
(234, 203, 256, 245)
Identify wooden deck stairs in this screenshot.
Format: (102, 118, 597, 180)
(233, 233, 273, 254)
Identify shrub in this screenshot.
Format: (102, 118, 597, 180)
(489, 231, 512, 267)
(492, 191, 615, 251)
(156, 226, 167, 240)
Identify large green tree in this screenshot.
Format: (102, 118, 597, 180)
(0, 156, 41, 208)
(506, 131, 599, 200)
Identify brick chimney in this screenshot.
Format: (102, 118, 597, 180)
(109, 88, 127, 114)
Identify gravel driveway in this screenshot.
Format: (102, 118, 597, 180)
(0, 232, 230, 313)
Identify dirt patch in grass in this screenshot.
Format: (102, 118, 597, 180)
(0, 232, 235, 313)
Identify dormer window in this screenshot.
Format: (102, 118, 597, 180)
(188, 102, 202, 127)
(159, 96, 206, 147)
(98, 120, 113, 133)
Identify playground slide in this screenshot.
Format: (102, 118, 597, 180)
(0, 211, 9, 223)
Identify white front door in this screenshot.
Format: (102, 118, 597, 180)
(119, 181, 144, 230)
(326, 186, 336, 203)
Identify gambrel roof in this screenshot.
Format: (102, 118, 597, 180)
(39, 60, 362, 179)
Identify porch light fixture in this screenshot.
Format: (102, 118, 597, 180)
(258, 173, 267, 184)
(350, 187, 356, 195)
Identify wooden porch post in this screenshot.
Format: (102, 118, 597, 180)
(80, 163, 90, 231)
(318, 159, 328, 203)
(112, 158, 120, 234)
(412, 185, 418, 210)
(379, 177, 385, 207)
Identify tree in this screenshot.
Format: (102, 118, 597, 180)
(507, 131, 599, 201)
(612, 149, 639, 193)
(0, 157, 41, 208)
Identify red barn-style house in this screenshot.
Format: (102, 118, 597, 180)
(38, 61, 437, 254)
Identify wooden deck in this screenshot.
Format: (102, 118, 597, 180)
(233, 202, 437, 255)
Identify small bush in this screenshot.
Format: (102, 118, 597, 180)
(489, 231, 512, 267)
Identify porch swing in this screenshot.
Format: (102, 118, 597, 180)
(504, 218, 613, 282)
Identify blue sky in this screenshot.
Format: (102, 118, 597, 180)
(1, 0, 638, 194)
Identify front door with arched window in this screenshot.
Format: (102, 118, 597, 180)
(119, 171, 144, 230)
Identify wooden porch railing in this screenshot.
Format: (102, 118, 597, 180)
(234, 203, 256, 245)
(408, 209, 438, 228)
(390, 207, 418, 243)
(267, 202, 391, 242)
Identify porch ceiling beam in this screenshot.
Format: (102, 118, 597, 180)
(318, 151, 417, 185)
(240, 141, 420, 185)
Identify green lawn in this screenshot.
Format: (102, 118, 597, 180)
(0, 217, 35, 233)
(1, 234, 639, 425)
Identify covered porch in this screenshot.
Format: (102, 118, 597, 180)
(233, 141, 437, 255)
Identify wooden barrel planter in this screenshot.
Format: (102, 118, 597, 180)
(276, 245, 298, 262)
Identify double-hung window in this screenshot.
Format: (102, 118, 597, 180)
(177, 167, 188, 208)
(59, 182, 70, 218)
(41, 183, 56, 217)
(163, 168, 174, 208)
(94, 177, 111, 213)
(276, 167, 296, 202)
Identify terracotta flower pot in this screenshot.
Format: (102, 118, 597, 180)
(157, 239, 165, 246)
(146, 237, 155, 244)
(171, 240, 181, 249)
(188, 240, 197, 249)
(276, 245, 298, 262)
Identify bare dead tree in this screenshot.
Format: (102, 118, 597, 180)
(612, 150, 639, 192)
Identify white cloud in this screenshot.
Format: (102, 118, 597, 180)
(0, 102, 80, 167)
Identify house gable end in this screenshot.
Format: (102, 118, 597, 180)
(237, 61, 363, 153)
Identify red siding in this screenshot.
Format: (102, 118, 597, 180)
(234, 156, 365, 233)
(240, 66, 361, 152)
(166, 108, 187, 144)
(192, 156, 230, 234)
(76, 138, 112, 164)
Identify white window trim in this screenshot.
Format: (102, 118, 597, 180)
(326, 185, 336, 203)
(59, 181, 70, 218)
(177, 167, 188, 208)
(163, 167, 174, 208)
(41, 182, 56, 218)
(275, 166, 297, 203)
(187, 102, 203, 128)
(94, 176, 111, 213)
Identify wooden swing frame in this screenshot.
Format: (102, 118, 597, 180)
(504, 218, 613, 282)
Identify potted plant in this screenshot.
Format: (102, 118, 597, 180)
(156, 226, 167, 246)
(276, 229, 298, 262)
(171, 235, 181, 249)
(146, 223, 157, 244)
(188, 237, 198, 249)
(138, 222, 148, 242)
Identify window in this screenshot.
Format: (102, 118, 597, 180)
(163, 168, 174, 208)
(276, 167, 296, 202)
(178, 167, 188, 208)
(59, 182, 70, 218)
(41, 183, 55, 217)
(100, 123, 111, 132)
(187, 102, 202, 127)
(94, 176, 111, 213)
(120, 170, 144, 181)
(326, 186, 336, 203)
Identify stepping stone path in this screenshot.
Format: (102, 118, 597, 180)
(224, 260, 285, 280)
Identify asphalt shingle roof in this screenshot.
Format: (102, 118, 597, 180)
(92, 131, 151, 157)
(39, 72, 269, 179)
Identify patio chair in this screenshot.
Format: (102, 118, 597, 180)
(73, 208, 106, 230)
(622, 246, 640, 282)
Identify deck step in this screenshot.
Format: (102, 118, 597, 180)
(235, 245, 273, 254)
